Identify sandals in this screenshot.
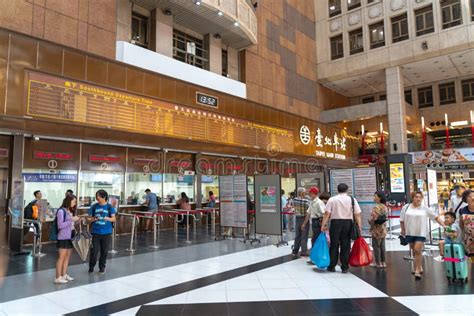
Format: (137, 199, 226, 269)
(414, 272, 422, 280)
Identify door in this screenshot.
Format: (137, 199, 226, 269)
(0, 168, 9, 247)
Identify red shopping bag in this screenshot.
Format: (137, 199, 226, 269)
(349, 237, 373, 267)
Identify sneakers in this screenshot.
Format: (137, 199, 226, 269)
(54, 276, 68, 284)
(98, 269, 106, 275)
(64, 274, 74, 281)
(434, 255, 444, 262)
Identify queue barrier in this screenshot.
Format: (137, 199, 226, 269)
(131, 211, 162, 250)
(118, 212, 140, 253)
(24, 219, 45, 258)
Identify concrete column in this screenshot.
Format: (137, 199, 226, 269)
(386, 66, 408, 153)
(154, 9, 173, 57)
(227, 47, 239, 80)
(116, 0, 132, 42)
(204, 34, 222, 75)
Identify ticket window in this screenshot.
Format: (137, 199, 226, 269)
(163, 174, 195, 204)
(201, 175, 219, 203)
(78, 172, 124, 207)
(22, 169, 78, 211)
(126, 173, 163, 205)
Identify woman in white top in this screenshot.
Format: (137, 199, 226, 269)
(400, 191, 445, 279)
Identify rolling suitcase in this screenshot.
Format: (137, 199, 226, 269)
(444, 243, 469, 283)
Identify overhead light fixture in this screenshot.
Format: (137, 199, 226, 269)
(195, 0, 201, 5)
(234, 21, 239, 27)
(329, 5, 336, 10)
(451, 120, 468, 127)
(33, 136, 40, 141)
(218, 10, 223, 16)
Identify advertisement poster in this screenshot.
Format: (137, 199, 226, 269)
(427, 169, 438, 207)
(260, 186, 277, 213)
(411, 148, 474, 164)
(390, 163, 405, 193)
(219, 175, 247, 227)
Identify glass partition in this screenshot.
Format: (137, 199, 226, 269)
(23, 169, 77, 210)
(201, 175, 219, 203)
(79, 172, 124, 206)
(126, 173, 163, 205)
(281, 177, 296, 197)
(163, 174, 195, 203)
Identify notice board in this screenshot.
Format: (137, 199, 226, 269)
(254, 174, 282, 236)
(219, 175, 248, 228)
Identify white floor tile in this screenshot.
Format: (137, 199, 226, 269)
(299, 284, 348, 299)
(256, 270, 291, 280)
(148, 293, 187, 305)
(82, 279, 147, 301)
(336, 283, 387, 298)
(259, 278, 298, 289)
(199, 282, 226, 291)
(225, 278, 262, 290)
(264, 288, 308, 301)
(115, 274, 173, 292)
(393, 295, 462, 314)
(2, 295, 70, 315)
(42, 286, 111, 311)
(226, 289, 268, 302)
(186, 289, 227, 304)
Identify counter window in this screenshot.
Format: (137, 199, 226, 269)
(23, 169, 77, 210)
(163, 174, 195, 203)
(79, 172, 124, 206)
(201, 175, 219, 204)
(126, 173, 163, 205)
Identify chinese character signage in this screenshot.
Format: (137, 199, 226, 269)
(299, 125, 347, 160)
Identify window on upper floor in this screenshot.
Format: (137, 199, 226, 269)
(391, 13, 409, 43)
(441, 0, 462, 29)
(172, 29, 206, 69)
(222, 49, 228, 77)
(462, 79, 474, 101)
(471, 0, 474, 21)
(369, 22, 385, 49)
(330, 34, 344, 60)
(329, 0, 342, 17)
(405, 90, 413, 105)
(439, 82, 456, 105)
(132, 12, 149, 49)
(347, 0, 361, 11)
(362, 96, 375, 103)
(379, 94, 386, 101)
(349, 28, 364, 55)
(418, 86, 434, 108)
(415, 5, 434, 36)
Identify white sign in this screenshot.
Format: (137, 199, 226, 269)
(427, 169, 438, 207)
(299, 125, 311, 145)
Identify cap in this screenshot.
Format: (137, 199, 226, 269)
(309, 187, 319, 195)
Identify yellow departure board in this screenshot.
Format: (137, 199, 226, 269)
(26, 72, 294, 153)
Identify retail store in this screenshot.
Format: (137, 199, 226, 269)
(0, 30, 358, 246)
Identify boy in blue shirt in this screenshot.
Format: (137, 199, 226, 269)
(436, 212, 462, 261)
(87, 190, 116, 274)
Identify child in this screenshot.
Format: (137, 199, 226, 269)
(437, 212, 463, 261)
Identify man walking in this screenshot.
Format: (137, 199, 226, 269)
(292, 187, 310, 259)
(321, 183, 362, 273)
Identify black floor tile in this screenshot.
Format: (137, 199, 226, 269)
(311, 299, 365, 314)
(270, 300, 319, 316)
(353, 297, 416, 314)
(137, 304, 184, 316)
(182, 302, 229, 316)
(228, 301, 275, 316)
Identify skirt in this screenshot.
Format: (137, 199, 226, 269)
(56, 239, 73, 249)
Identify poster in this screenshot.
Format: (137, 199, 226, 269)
(389, 163, 405, 193)
(329, 169, 353, 196)
(427, 169, 438, 207)
(219, 175, 247, 228)
(353, 168, 377, 202)
(11, 180, 24, 229)
(411, 148, 474, 164)
(260, 186, 277, 213)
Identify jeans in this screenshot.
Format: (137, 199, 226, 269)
(90, 234, 111, 271)
(329, 219, 352, 271)
(443, 199, 449, 210)
(293, 216, 309, 255)
(282, 214, 288, 230)
(372, 237, 386, 265)
(311, 218, 322, 247)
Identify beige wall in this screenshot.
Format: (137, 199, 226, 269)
(0, 0, 117, 59)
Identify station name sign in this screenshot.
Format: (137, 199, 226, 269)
(299, 125, 347, 160)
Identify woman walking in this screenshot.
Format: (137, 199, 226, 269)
(400, 191, 445, 279)
(459, 190, 474, 260)
(55, 195, 80, 284)
(369, 191, 388, 269)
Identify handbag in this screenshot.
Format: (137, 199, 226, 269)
(374, 213, 387, 225)
(350, 196, 360, 240)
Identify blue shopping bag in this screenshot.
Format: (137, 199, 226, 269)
(310, 232, 330, 269)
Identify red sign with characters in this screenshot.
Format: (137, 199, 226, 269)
(89, 155, 120, 163)
(34, 151, 73, 160)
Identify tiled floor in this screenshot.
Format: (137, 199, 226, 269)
(1, 230, 473, 316)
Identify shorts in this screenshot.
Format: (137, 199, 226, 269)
(56, 239, 73, 249)
(148, 208, 158, 214)
(405, 235, 426, 244)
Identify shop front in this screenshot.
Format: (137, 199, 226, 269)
(0, 29, 358, 247)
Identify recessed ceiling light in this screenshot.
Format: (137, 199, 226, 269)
(195, 0, 201, 5)
(218, 11, 223, 16)
(234, 21, 239, 27)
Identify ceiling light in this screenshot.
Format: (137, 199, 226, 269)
(195, 0, 201, 5)
(234, 21, 239, 27)
(218, 10, 223, 16)
(451, 120, 468, 127)
(329, 5, 336, 10)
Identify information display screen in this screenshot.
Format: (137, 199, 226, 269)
(26, 72, 294, 153)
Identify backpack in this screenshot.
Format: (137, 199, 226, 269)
(24, 201, 38, 220)
(50, 208, 67, 241)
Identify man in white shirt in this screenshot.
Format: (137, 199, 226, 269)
(302, 187, 326, 248)
(322, 183, 362, 273)
(451, 185, 466, 214)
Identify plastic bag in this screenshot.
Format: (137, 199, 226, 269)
(349, 237, 373, 267)
(310, 232, 330, 269)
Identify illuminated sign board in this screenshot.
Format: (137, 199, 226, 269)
(299, 125, 347, 160)
(89, 155, 120, 163)
(33, 151, 73, 160)
(196, 92, 218, 108)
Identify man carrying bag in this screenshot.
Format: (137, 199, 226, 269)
(321, 183, 362, 273)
